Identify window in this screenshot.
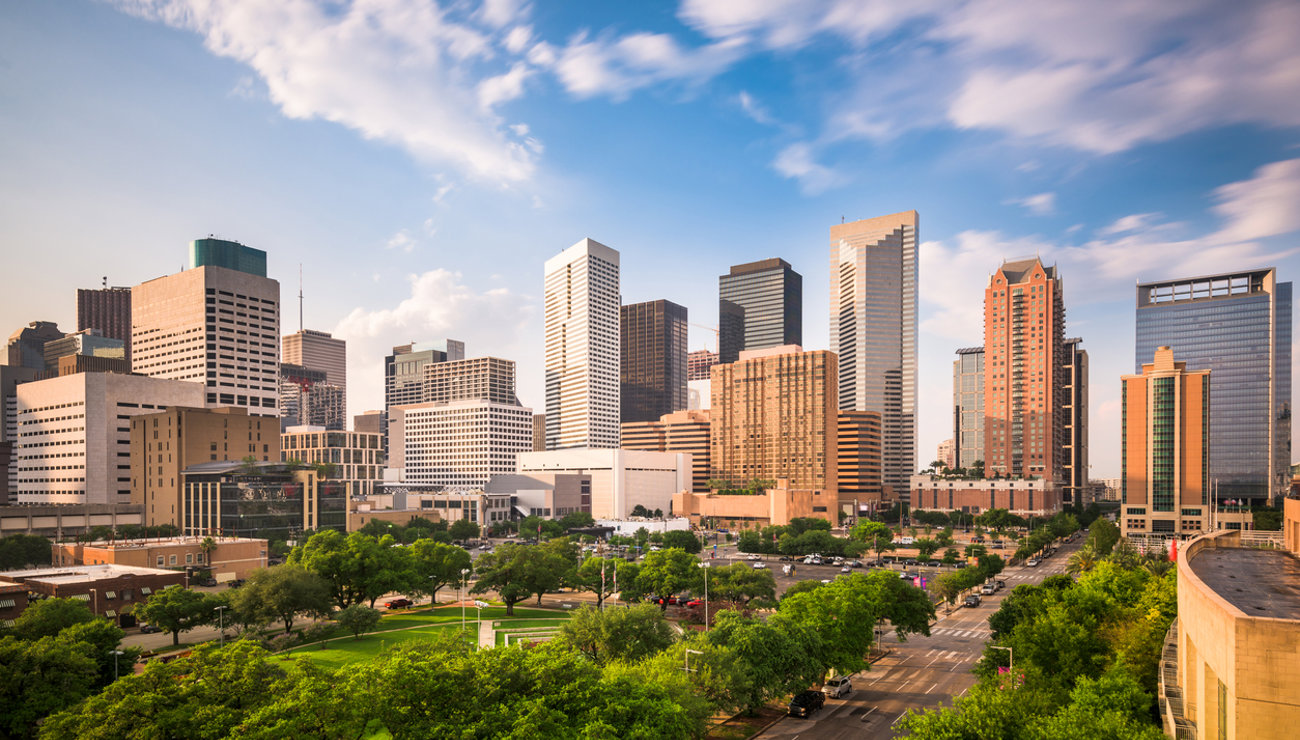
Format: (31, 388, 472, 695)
(105, 591, 117, 600)
(186, 553, 193, 564)
(141, 587, 152, 595)
(169, 555, 177, 565)
(156, 556, 164, 566)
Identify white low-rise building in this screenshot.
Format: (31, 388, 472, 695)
(516, 448, 691, 520)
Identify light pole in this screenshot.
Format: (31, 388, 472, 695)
(110, 649, 124, 681)
(460, 568, 470, 637)
(990, 645, 1014, 687)
(697, 561, 709, 631)
(473, 600, 489, 649)
(89, 588, 97, 616)
(215, 605, 227, 647)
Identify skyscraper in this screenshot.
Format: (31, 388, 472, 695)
(1136, 268, 1292, 502)
(622, 409, 712, 493)
(831, 211, 918, 498)
(983, 257, 1066, 482)
(621, 299, 688, 424)
(77, 286, 132, 363)
(544, 238, 620, 449)
(1120, 347, 1210, 536)
(283, 329, 346, 393)
(952, 346, 985, 470)
(385, 340, 464, 409)
(718, 259, 802, 364)
(837, 410, 883, 514)
(1061, 338, 1089, 505)
(131, 239, 280, 416)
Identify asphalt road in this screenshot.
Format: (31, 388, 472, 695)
(755, 538, 1079, 740)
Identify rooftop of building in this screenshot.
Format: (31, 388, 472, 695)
(0, 563, 179, 585)
(955, 346, 984, 355)
(998, 257, 1057, 283)
(726, 257, 794, 276)
(71, 535, 265, 551)
(1187, 546, 1300, 620)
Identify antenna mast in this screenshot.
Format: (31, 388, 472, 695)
(298, 264, 304, 332)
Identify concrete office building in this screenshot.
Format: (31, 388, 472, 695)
(838, 410, 884, 513)
(621, 300, 688, 424)
(43, 329, 125, 372)
(385, 340, 464, 444)
(424, 356, 519, 406)
(0, 503, 145, 539)
(279, 363, 345, 431)
(282, 329, 346, 423)
(719, 259, 802, 364)
(984, 257, 1066, 482)
(621, 409, 711, 494)
(181, 461, 346, 538)
(54, 536, 269, 582)
(131, 239, 280, 416)
(389, 399, 533, 492)
(831, 212, 918, 498)
(937, 439, 955, 469)
(131, 406, 278, 528)
(1062, 337, 1089, 505)
(908, 475, 1063, 518)
(6, 321, 63, 370)
(711, 346, 838, 503)
(357, 485, 513, 528)
(1136, 268, 1292, 503)
(688, 350, 718, 381)
(517, 448, 690, 520)
(544, 238, 621, 449)
(485, 472, 592, 519)
(532, 413, 546, 451)
(0, 365, 39, 504)
(674, 479, 837, 528)
(354, 410, 382, 435)
(953, 346, 984, 470)
(1120, 347, 1211, 537)
(0, 564, 184, 626)
(12, 372, 203, 505)
(77, 286, 132, 363)
(281, 426, 384, 499)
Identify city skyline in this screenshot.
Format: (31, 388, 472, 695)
(3, 1, 1300, 479)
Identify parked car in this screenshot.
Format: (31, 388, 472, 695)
(822, 675, 853, 699)
(991, 540, 1005, 549)
(840, 566, 852, 574)
(778, 555, 795, 562)
(996, 579, 1007, 590)
(139, 624, 162, 634)
(685, 599, 703, 608)
(385, 598, 414, 609)
(788, 690, 826, 717)
(1027, 558, 1041, 567)
(981, 583, 996, 595)
(752, 562, 768, 570)
(964, 594, 981, 607)
(195, 577, 217, 587)
(746, 553, 761, 561)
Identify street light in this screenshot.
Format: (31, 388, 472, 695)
(110, 649, 124, 681)
(214, 605, 227, 647)
(990, 645, 1014, 687)
(697, 561, 710, 631)
(460, 568, 470, 637)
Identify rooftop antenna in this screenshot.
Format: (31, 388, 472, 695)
(298, 263, 304, 333)
(102, 276, 107, 289)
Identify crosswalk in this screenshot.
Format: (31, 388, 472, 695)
(928, 627, 991, 639)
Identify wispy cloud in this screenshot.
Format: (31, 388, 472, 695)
(547, 31, 745, 100)
(1005, 192, 1056, 216)
(771, 142, 846, 195)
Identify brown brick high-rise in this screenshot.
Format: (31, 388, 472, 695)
(77, 287, 132, 363)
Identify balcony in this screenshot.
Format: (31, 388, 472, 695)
(1158, 618, 1197, 739)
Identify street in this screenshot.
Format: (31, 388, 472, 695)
(754, 538, 1077, 739)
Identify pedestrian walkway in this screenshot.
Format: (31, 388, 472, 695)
(928, 627, 991, 639)
(478, 616, 494, 648)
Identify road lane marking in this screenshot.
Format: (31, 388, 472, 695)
(925, 682, 939, 694)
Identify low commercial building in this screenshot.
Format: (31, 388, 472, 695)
(908, 475, 1063, 518)
(53, 536, 268, 581)
(0, 503, 144, 539)
(672, 479, 836, 528)
(1165, 505, 1300, 739)
(388, 397, 533, 492)
(0, 563, 184, 626)
(621, 409, 711, 493)
(180, 461, 347, 540)
(516, 448, 691, 520)
(485, 472, 592, 519)
(361, 483, 512, 528)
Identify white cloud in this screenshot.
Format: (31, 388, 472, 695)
(478, 0, 528, 29)
(113, 0, 540, 183)
(737, 90, 775, 126)
(503, 25, 533, 54)
(478, 62, 533, 110)
(1208, 158, 1300, 244)
(771, 142, 846, 195)
(1006, 192, 1056, 216)
(334, 269, 535, 414)
(1098, 212, 1163, 237)
(678, 0, 937, 51)
(385, 230, 416, 252)
(549, 31, 745, 99)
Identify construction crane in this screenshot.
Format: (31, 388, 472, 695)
(689, 323, 719, 353)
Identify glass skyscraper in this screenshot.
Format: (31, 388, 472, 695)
(621, 300, 688, 424)
(953, 346, 984, 470)
(1135, 268, 1292, 502)
(718, 259, 802, 364)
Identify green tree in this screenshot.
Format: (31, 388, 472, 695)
(11, 597, 96, 640)
(708, 562, 777, 608)
(134, 585, 218, 646)
(199, 535, 218, 567)
(0, 635, 99, 737)
(288, 529, 359, 608)
(941, 547, 960, 565)
(1067, 544, 1099, 575)
(0, 533, 53, 569)
(448, 518, 481, 541)
(557, 603, 675, 664)
(470, 542, 560, 615)
(932, 572, 967, 612)
(558, 511, 596, 530)
(1087, 518, 1120, 557)
(335, 604, 382, 640)
(852, 520, 896, 560)
(662, 529, 703, 553)
(914, 537, 940, 561)
(705, 610, 823, 714)
(406, 538, 473, 603)
(574, 556, 632, 607)
(636, 548, 701, 598)
(230, 565, 333, 634)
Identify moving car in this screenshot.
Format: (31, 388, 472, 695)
(752, 562, 768, 569)
(822, 676, 852, 698)
(685, 599, 703, 608)
(996, 579, 1007, 590)
(1027, 558, 1041, 567)
(384, 598, 414, 609)
(964, 594, 981, 607)
(788, 690, 826, 717)
(139, 624, 162, 634)
(981, 583, 996, 595)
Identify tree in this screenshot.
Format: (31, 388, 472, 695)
(134, 586, 218, 646)
(933, 572, 966, 612)
(708, 562, 777, 608)
(230, 565, 333, 634)
(11, 597, 96, 640)
(574, 556, 631, 607)
(558, 511, 596, 530)
(1087, 518, 1120, 557)
(630, 504, 650, 518)
(851, 520, 896, 560)
(0, 533, 53, 569)
(406, 538, 473, 603)
(448, 518, 481, 541)
(1067, 544, 1099, 575)
(636, 548, 701, 599)
(470, 543, 558, 615)
(199, 536, 218, 567)
(0, 635, 99, 737)
(335, 604, 382, 640)
(941, 547, 960, 565)
(705, 610, 823, 713)
(661, 529, 703, 554)
(289, 529, 360, 608)
(914, 537, 940, 561)
(557, 604, 675, 664)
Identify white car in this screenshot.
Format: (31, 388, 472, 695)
(1027, 558, 1041, 567)
(822, 676, 853, 698)
(752, 562, 768, 570)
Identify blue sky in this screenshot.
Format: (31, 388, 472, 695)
(3, 0, 1299, 478)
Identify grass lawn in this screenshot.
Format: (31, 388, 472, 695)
(493, 617, 571, 646)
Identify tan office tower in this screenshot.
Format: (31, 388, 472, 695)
(983, 257, 1066, 481)
(831, 211, 917, 499)
(1120, 347, 1209, 536)
(837, 410, 883, 515)
(131, 407, 279, 527)
(283, 329, 346, 404)
(710, 346, 837, 497)
(532, 414, 546, 451)
(544, 238, 620, 449)
(132, 240, 280, 416)
(622, 409, 711, 493)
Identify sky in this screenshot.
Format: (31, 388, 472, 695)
(2, 0, 1299, 479)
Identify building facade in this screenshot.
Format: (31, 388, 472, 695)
(1121, 347, 1211, 537)
(0, 564, 184, 627)
(54, 536, 269, 582)
(6, 321, 63, 370)
(0, 365, 39, 504)
(544, 238, 621, 449)
(673, 479, 836, 528)
(281, 426, 384, 498)
(1062, 337, 1089, 505)
(831, 211, 918, 498)
(389, 399, 533, 492)
(908, 475, 1063, 518)
(516, 448, 690, 520)
(132, 242, 280, 416)
(131, 406, 279, 528)
(687, 349, 718, 381)
(189, 237, 267, 276)
(423, 356, 519, 406)
(180, 461, 346, 539)
(282, 329, 346, 417)
(77, 286, 132, 363)
(719, 258, 802, 364)
(279, 363, 345, 430)
(386, 340, 464, 413)
(42, 329, 125, 371)
(983, 257, 1066, 482)
(1136, 268, 1292, 503)
(532, 413, 546, 451)
(13, 372, 204, 505)
(837, 410, 884, 513)
(710, 346, 838, 502)
(620, 299, 688, 424)
(621, 409, 711, 493)
(953, 346, 985, 470)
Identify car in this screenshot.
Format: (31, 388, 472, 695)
(964, 594, 982, 607)
(905, 559, 919, 566)
(840, 566, 852, 574)
(846, 560, 863, 568)
(981, 583, 996, 595)
(996, 579, 1007, 590)
(685, 599, 704, 608)
(479, 543, 492, 550)
(822, 676, 853, 699)
(195, 577, 217, 587)
(139, 624, 162, 634)
(746, 553, 761, 561)
(778, 555, 795, 562)
(1027, 558, 1041, 567)
(385, 598, 414, 609)
(992, 540, 1005, 549)
(752, 562, 768, 569)
(788, 690, 826, 717)
(228, 579, 245, 588)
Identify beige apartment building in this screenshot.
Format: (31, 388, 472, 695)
(281, 425, 384, 498)
(131, 406, 279, 527)
(622, 409, 711, 493)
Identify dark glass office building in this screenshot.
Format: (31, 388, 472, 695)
(718, 259, 802, 363)
(1135, 268, 1291, 502)
(188, 238, 268, 277)
(181, 461, 347, 539)
(621, 300, 688, 423)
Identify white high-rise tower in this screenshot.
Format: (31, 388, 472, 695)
(545, 238, 621, 449)
(831, 211, 918, 499)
